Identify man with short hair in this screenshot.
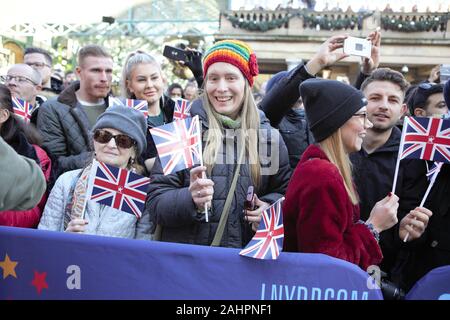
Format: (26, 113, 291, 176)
(5, 64, 42, 108)
(350, 68, 410, 283)
(36, 44, 113, 176)
(63, 70, 77, 89)
(407, 83, 447, 117)
(24, 47, 63, 98)
(167, 83, 183, 99)
(393, 81, 449, 291)
(183, 82, 198, 101)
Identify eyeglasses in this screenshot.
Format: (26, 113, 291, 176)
(26, 62, 51, 69)
(2, 75, 38, 85)
(353, 112, 369, 125)
(93, 129, 136, 149)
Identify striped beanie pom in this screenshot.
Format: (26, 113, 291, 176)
(203, 39, 259, 86)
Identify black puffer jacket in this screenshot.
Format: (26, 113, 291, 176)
(278, 109, 313, 169)
(145, 99, 291, 248)
(36, 81, 105, 176)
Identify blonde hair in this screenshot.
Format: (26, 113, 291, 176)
(201, 79, 262, 189)
(319, 129, 359, 205)
(120, 50, 161, 98)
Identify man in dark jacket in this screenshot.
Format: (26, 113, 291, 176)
(36, 45, 113, 176)
(350, 68, 409, 279)
(263, 71, 313, 169)
(394, 81, 449, 291)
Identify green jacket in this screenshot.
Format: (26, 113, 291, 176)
(0, 137, 46, 211)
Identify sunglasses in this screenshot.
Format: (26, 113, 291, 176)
(93, 129, 136, 149)
(418, 82, 441, 91)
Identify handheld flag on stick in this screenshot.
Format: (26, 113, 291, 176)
(87, 160, 151, 219)
(150, 115, 202, 175)
(392, 116, 450, 193)
(109, 97, 148, 118)
(239, 197, 285, 260)
(12, 97, 33, 123)
(173, 98, 192, 121)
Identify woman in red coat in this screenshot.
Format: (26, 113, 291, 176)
(0, 84, 52, 228)
(283, 79, 400, 271)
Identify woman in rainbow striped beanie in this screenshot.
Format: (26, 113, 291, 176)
(146, 39, 290, 248)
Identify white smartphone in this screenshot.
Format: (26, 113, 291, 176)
(343, 37, 372, 58)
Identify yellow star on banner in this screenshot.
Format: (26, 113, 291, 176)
(0, 253, 18, 279)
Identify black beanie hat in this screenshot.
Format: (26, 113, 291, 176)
(300, 78, 368, 142)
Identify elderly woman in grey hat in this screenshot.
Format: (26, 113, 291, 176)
(38, 105, 151, 239)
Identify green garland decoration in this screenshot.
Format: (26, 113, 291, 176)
(224, 11, 373, 32)
(302, 12, 373, 31)
(224, 13, 291, 32)
(381, 15, 448, 32)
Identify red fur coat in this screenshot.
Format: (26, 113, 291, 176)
(283, 144, 382, 271)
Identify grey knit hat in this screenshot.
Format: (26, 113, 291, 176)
(300, 78, 367, 142)
(92, 104, 147, 156)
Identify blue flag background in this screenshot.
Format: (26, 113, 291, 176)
(1, 226, 383, 300)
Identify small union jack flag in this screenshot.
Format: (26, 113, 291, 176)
(400, 116, 450, 164)
(150, 116, 202, 175)
(88, 160, 151, 219)
(109, 97, 148, 118)
(173, 98, 192, 120)
(12, 97, 33, 123)
(239, 198, 285, 260)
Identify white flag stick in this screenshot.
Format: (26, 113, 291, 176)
(196, 116, 208, 223)
(391, 117, 409, 194)
(403, 162, 442, 242)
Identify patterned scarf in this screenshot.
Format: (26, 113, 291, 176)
(63, 163, 92, 230)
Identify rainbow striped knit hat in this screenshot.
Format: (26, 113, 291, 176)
(202, 39, 259, 87)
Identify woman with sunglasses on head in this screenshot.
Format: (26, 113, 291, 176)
(0, 84, 52, 227)
(283, 79, 401, 271)
(38, 105, 151, 239)
(145, 40, 291, 248)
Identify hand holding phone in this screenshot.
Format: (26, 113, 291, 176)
(163, 45, 187, 62)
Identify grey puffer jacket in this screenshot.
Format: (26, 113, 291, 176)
(36, 81, 108, 175)
(145, 99, 291, 248)
(38, 169, 151, 240)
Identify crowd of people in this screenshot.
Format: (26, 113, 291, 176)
(1, 30, 449, 298)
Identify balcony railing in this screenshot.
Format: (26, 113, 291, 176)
(220, 9, 450, 39)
